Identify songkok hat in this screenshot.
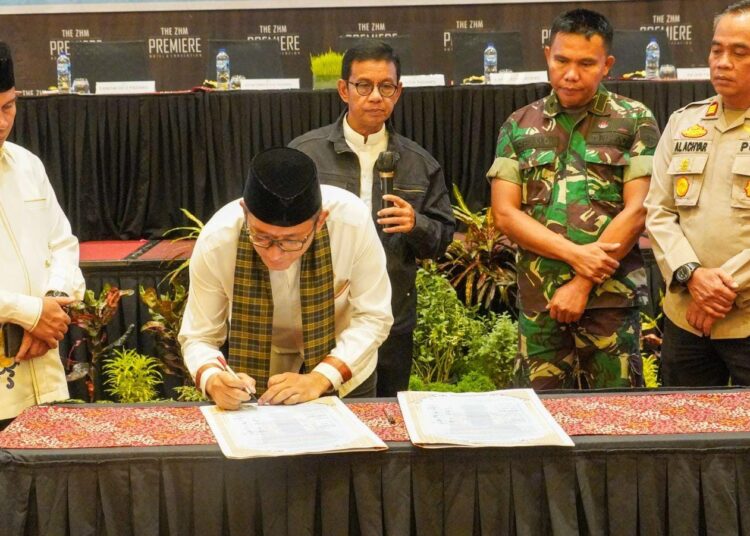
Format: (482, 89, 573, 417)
(0, 42, 14, 92)
(243, 147, 322, 227)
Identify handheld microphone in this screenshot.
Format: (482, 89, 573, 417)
(376, 151, 399, 211)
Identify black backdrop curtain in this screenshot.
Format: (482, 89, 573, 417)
(11, 81, 715, 241)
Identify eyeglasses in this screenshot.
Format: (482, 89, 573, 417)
(246, 216, 318, 252)
(347, 80, 398, 98)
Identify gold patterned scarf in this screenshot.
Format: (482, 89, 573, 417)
(229, 223, 335, 394)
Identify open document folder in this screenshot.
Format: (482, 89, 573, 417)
(397, 389, 574, 448)
(201, 396, 387, 459)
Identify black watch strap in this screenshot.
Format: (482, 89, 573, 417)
(675, 262, 701, 285)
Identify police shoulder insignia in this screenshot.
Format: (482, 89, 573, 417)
(705, 101, 719, 117)
(675, 176, 690, 197)
(681, 124, 708, 138)
(745, 180, 750, 198)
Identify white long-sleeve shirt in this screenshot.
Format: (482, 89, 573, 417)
(179, 185, 393, 396)
(342, 115, 387, 211)
(0, 141, 85, 419)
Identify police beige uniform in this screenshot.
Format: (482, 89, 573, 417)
(646, 96, 750, 339)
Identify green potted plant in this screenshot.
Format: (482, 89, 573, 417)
(103, 348, 162, 403)
(411, 265, 518, 392)
(310, 49, 343, 90)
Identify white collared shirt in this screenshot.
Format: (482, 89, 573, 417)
(179, 185, 393, 396)
(342, 114, 388, 210)
(0, 142, 85, 419)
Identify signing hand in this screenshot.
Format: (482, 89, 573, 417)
(30, 296, 75, 348)
(259, 372, 331, 405)
(547, 276, 594, 323)
(14, 331, 52, 362)
(686, 299, 716, 337)
(377, 194, 416, 234)
(568, 242, 621, 284)
(206, 371, 256, 410)
(686, 268, 737, 318)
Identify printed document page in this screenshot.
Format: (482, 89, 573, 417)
(398, 389, 573, 448)
(201, 396, 387, 458)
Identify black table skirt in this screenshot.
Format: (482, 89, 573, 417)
(11, 81, 715, 242)
(2, 392, 749, 536)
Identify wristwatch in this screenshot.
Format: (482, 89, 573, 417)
(674, 262, 701, 285)
(45, 290, 69, 298)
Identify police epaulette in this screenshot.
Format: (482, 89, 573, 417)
(674, 97, 715, 114)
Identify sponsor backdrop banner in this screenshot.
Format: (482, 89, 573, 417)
(0, 0, 608, 15)
(3, 0, 718, 90)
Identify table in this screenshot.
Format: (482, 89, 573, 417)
(11, 81, 716, 242)
(2, 390, 748, 536)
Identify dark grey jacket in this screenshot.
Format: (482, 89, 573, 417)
(290, 114, 455, 334)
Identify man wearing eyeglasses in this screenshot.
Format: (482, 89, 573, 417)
(179, 147, 393, 408)
(290, 40, 454, 397)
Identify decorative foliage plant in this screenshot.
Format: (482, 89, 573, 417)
(411, 265, 517, 391)
(140, 282, 189, 381)
(163, 207, 204, 285)
(172, 385, 208, 402)
(640, 293, 664, 388)
(67, 285, 134, 400)
(103, 348, 162, 403)
(310, 49, 344, 89)
(438, 185, 517, 314)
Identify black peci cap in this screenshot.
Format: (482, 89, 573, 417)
(0, 42, 14, 92)
(243, 147, 322, 227)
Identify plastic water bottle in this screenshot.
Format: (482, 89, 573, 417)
(483, 43, 498, 83)
(57, 52, 71, 93)
(216, 48, 230, 90)
(645, 38, 660, 80)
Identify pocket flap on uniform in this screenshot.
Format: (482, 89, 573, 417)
(667, 155, 708, 175)
(583, 145, 629, 166)
(518, 148, 556, 169)
(731, 156, 750, 176)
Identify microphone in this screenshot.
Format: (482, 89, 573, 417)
(376, 151, 399, 211)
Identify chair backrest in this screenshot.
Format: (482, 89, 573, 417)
(335, 36, 415, 76)
(69, 41, 151, 84)
(204, 40, 284, 80)
(610, 30, 674, 78)
(450, 31, 525, 83)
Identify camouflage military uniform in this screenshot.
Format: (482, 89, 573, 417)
(488, 85, 659, 389)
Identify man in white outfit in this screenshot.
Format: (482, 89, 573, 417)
(0, 42, 85, 427)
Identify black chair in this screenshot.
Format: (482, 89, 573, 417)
(336, 36, 415, 76)
(610, 30, 674, 78)
(450, 31, 524, 84)
(204, 40, 284, 80)
(69, 41, 151, 86)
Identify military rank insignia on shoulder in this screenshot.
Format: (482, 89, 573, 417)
(705, 101, 719, 118)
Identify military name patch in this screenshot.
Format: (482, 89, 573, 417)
(673, 140, 710, 153)
(588, 131, 631, 148)
(675, 176, 690, 197)
(513, 134, 558, 153)
(681, 124, 708, 138)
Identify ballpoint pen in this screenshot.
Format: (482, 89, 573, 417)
(217, 356, 258, 404)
